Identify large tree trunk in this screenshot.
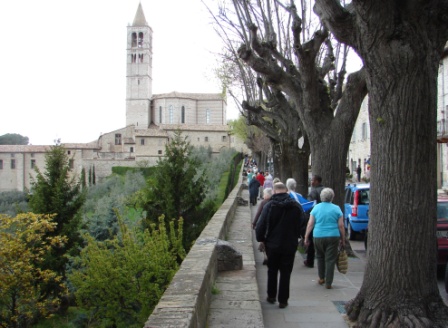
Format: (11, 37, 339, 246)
(314, 1, 448, 326)
(346, 43, 448, 328)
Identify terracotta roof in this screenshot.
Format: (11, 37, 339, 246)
(0, 145, 50, 153)
(152, 91, 225, 102)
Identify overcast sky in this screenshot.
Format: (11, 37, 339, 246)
(0, 0, 236, 145)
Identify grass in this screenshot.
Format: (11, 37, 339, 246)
(211, 283, 220, 295)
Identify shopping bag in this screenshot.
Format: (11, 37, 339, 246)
(337, 246, 348, 274)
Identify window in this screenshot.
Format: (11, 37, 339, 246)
(69, 159, 74, 170)
(139, 54, 144, 63)
(130, 147, 134, 153)
(131, 54, 136, 63)
(67, 150, 71, 155)
(11, 159, 16, 169)
(141, 138, 145, 145)
(132, 32, 137, 47)
(206, 109, 210, 124)
(169, 105, 174, 124)
(159, 106, 162, 123)
(181, 106, 185, 123)
(362, 122, 367, 140)
(158, 150, 162, 154)
(205, 136, 209, 142)
(138, 32, 144, 48)
(31, 159, 36, 169)
(115, 133, 122, 145)
(0, 160, 3, 169)
(222, 136, 227, 142)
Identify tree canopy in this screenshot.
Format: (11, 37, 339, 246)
(0, 133, 29, 145)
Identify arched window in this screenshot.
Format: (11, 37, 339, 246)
(169, 105, 174, 124)
(131, 33, 137, 47)
(181, 106, 185, 123)
(206, 109, 211, 124)
(138, 32, 144, 48)
(139, 54, 144, 63)
(159, 106, 162, 123)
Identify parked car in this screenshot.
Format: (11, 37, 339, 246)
(436, 196, 448, 293)
(344, 183, 370, 240)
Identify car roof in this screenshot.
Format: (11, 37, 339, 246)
(345, 183, 370, 190)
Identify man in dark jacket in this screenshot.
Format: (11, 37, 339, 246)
(249, 177, 261, 205)
(256, 182, 305, 309)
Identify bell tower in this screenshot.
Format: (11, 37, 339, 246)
(126, 3, 153, 127)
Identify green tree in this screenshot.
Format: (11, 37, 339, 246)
(69, 215, 184, 328)
(0, 133, 29, 145)
(0, 213, 67, 328)
(28, 145, 85, 300)
(145, 130, 206, 221)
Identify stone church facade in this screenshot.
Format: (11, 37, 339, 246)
(0, 4, 247, 192)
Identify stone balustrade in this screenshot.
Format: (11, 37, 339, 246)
(144, 172, 245, 328)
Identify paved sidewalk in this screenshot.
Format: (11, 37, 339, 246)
(251, 202, 366, 328)
(209, 192, 448, 328)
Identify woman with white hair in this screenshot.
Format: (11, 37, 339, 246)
(304, 188, 345, 289)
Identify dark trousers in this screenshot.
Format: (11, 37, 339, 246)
(306, 230, 315, 264)
(266, 248, 296, 303)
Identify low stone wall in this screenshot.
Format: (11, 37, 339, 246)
(143, 171, 244, 328)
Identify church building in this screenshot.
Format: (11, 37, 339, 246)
(0, 4, 246, 192)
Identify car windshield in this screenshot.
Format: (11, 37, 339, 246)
(437, 201, 448, 222)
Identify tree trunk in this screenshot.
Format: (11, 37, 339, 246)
(308, 124, 349, 208)
(311, 1, 448, 324)
(345, 50, 448, 327)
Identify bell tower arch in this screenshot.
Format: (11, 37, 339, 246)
(126, 3, 153, 128)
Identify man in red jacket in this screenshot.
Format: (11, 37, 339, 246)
(256, 171, 265, 200)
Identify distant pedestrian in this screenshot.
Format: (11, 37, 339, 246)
(252, 187, 273, 229)
(304, 188, 345, 289)
(256, 182, 305, 308)
(256, 171, 265, 199)
(249, 177, 261, 206)
(303, 175, 325, 268)
(264, 171, 274, 190)
(356, 165, 362, 182)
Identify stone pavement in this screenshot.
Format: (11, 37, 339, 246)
(208, 188, 364, 327)
(252, 199, 365, 328)
(208, 190, 448, 328)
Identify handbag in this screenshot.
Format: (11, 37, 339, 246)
(337, 246, 348, 274)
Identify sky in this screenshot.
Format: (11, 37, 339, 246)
(0, 0, 237, 145)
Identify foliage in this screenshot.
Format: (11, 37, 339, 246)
(28, 145, 85, 298)
(0, 213, 67, 328)
(68, 215, 185, 328)
(112, 166, 157, 179)
(0, 133, 29, 145)
(82, 171, 146, 241)
(0, 190, 29, 216)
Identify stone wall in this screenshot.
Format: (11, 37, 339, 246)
(143, 169, 244, 328)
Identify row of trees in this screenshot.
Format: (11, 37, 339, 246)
(207, 0, 448, 326)
(0, 131, 238, 327)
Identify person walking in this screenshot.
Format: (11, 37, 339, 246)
(304, 188, 345, 289)
(303, 175, 325, 268)
(256, 171, 265, 200)
(356, 165, 362, 182)
(256, 182, 305, 308)
(249, 177, 261, 206)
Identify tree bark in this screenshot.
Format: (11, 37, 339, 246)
(314, 0, 448, 326)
